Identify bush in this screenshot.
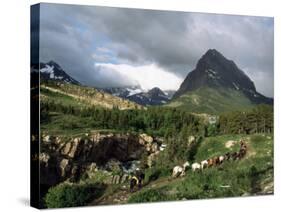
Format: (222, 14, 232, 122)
(176, 163, 251, 199)
(207, 124, 218, 137)
(251, 135, 264, 143)
(144, 166, 171, 184)
(45, 183, 104, 208)
(128, 187, 173, 203)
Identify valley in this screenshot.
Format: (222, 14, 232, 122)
(38, 49, 274, 208)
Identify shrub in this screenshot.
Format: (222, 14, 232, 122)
(176, 163, 252, 199)
(144, 166, 171, 184)
(45, 183, 104, 208)
(251, 135, 264, 143)
(128, 187, 173, 203)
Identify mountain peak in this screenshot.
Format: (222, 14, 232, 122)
(47, 60, 57, 66)
(205, 49, 222, 57)
(196, 49, 234, 71)
(173, 50, 272, 105)
(40, 60, 80, 85)
(148, 87, 165, 96)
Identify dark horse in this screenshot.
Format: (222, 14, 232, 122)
(130, 172, 145, 192)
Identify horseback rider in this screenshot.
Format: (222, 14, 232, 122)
(129, 168, 145, 192)
(135, 168, 145, 188)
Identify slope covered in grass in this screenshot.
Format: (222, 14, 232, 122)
(167, 87, 254, 114)
(40, 81, 143, 110)
(128, 134, 273, 203)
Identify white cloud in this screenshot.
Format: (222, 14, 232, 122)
(95, 63, 183, 91)
(96, 47, 112, 54)
(39, 4, 273, 96)
(91, 53, 110, 62)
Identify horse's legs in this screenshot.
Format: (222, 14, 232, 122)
(138, 180, 142, 189)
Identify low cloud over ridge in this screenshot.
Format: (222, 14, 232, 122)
(39, 3, 274, 97)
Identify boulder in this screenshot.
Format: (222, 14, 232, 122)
(145, 145, 151, 152)
(147, 152, 159, 167)
(61, 138, 84, 158)
(147, 150, 160, 167)
(39, 152, 50, 165)
(60, 159, 70, 177)
(68, 138, 82, 158)
(43, 135, 55, 143)
(61, 142, 72, 156)
(151, 142, 159, 153)
(55, 137, 62, 144)
(139, 133, 153, 145)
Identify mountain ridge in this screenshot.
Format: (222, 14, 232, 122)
(102, 86, 174, 106)
(168, 49, 273, 114)
(172, 49, 273, 105)
(40, 61, 80, 85)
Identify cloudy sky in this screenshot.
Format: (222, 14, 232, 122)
(39, 3, 274, 97)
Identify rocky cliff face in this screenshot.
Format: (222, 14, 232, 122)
(39, 133, 162, 188)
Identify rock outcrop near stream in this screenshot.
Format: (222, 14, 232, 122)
(40, 132, 162, 188)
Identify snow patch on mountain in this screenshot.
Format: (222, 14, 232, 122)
(40, 61, 80, 85)
(40, 65, 54, 74)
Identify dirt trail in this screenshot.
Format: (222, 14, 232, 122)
(90, 136, 269, 206)
(92, 188, 131, 205)
(90, 177, 184, 206)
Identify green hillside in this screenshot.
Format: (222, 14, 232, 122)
(127, 134, 273, 203)
(40, 81, 144, 110)
(39, 81, 274, 208)
(167, 86, 255, 114)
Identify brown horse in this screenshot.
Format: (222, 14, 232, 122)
(207, 158, 215, 167)
(213, 156, 220, 165)
(231, 152, 240, 160)
(224, 152, 231, 161)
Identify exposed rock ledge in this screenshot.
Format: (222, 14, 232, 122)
(40, 132, 162, 187)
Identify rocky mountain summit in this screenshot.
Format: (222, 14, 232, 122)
(40, 61, 80, 85)
(102, 86, 173, 106)
(127, 87, 170, 106)
(173, 49, 273, 105)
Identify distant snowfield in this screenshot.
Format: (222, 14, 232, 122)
(95, 62, 183, 91)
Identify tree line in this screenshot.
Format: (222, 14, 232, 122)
(41, 99, 273, 137)
(41, 100, 204, 137)
(217, 104, 273, 134)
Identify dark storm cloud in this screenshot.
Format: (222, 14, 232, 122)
(39, 3, 274, 97)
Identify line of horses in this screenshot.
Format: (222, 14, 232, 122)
(172, 139, 247, 178)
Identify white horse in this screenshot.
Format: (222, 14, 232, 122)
(192, 162, 201, 172)
(200, 160, 208, 170)
(219, 155, 225, 164)
(183, 161, 190, 169)
(172, 166, 184, 178)
(172, 161, 190, 178)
